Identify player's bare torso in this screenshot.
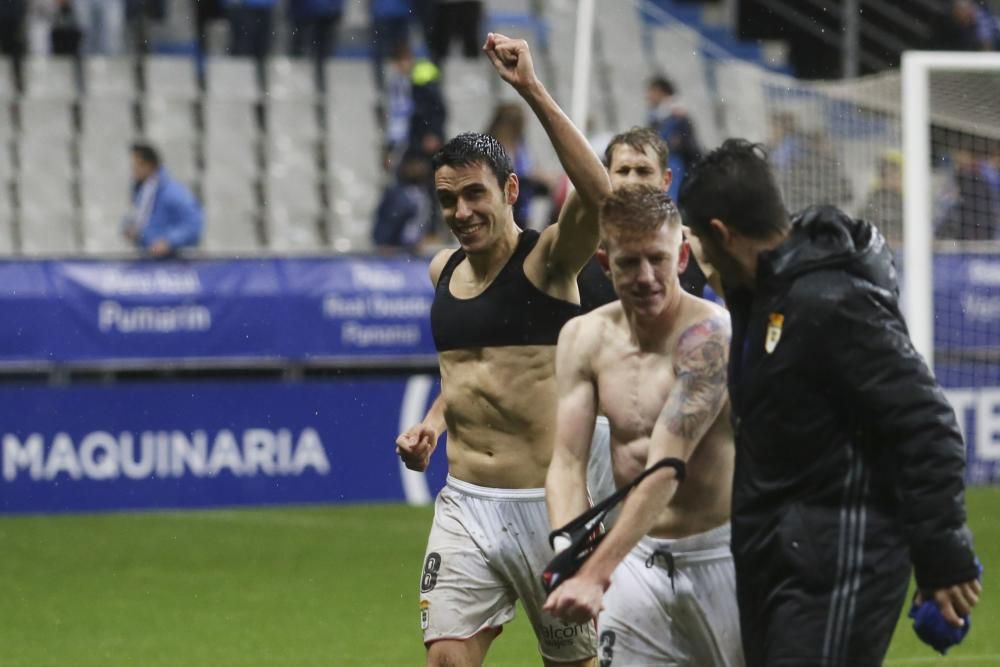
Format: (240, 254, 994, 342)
(436, 234, 580, 489)
(585, 297, 734, 538)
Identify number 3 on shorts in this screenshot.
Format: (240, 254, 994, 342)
(421, 552, 442, 593)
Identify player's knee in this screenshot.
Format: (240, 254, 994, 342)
(426, 629, 498, 667)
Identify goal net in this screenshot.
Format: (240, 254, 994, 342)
(703, 52, 1000, 484)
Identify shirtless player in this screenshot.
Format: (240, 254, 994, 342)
(545, 185, 743, 666)
(395, 34, 612, 666)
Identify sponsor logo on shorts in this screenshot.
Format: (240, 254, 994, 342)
(419, 599, 429, 630)
(420, 552, 442, 593)
(599, 630, 616, 667)
(540, 622, 590, 649)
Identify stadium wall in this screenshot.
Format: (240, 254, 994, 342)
(0, 253, 996, 514)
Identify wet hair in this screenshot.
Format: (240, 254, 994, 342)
(604, 127, 669, 173)
(130, 141, 161, 168)
(600, 184, 681, 241)
(678, 138, 789, 240)
(432, 132, 514, 189)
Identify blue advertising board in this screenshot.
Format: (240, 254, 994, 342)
(0, 377, 449, 514)
(0, 257, 437, 366)
(0, 253, 995, 365)
(0, 373, 997, 515)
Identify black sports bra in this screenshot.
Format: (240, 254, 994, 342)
(431, 229, 582, 351)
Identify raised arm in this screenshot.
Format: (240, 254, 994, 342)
(546, 317, 600, 534)
(544, 313, 730, 623)
(484, 33, 610, 275)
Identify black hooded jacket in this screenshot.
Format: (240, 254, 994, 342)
(725, 205, 978, 592)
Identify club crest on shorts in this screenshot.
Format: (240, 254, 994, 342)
(765, 313, 784, 354)
(420, 599, 429, 630)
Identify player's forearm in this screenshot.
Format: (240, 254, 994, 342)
(578, 469, 679, 586)
(518, 80, 611, 210)
(545, 456, 591, 531)
(422, 394, 447, 435)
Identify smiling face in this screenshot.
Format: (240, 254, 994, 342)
(434, 161, 518, 254)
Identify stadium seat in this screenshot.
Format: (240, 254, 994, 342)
(442, 58, 494, 138)
(0, 204, 14, 255)
(83, 57, 136, 98)
(326, 61, 381, 250)
(648, 26, 723, 149)
(18, 203, 79, 256)
(18, 136, 74, 182)
(263, 160, 322, 215)
(205, 57, 261, 101)
(22, 56, 79, 100)
(81, 205, 131, 254)
(143, 97, 197, 139)
(265, 99, 320, 145)
(265, 206, 325, 252)
(18, 98, 75, 141)
(267, 57, 316, 100)
(204, 99, 260, 174)
(80, 98, 136, 141)
(202, 184, 264, 254)
(0, 57, 13, 99)
(714, 59, 771, 143)
(144, 56, 200, 101)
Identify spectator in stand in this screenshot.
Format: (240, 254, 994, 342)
(486, 102, 556, 227)
(767, 111, 853, 213)
(862, 149, 904, 247)
(50, 0, 83, 56)
(192, 0, 227, 58)
(288, 0, 344, 90)
(933, 0, 1000, 51)
(124, 0, 167, 55)
(74, 0, 124, 55)
(425, 0, 481, 64)
(226, 0, 275, 60)
(0, 0, 28, 90)
(372, 151, 434, 252)
(937, 147, 1000, 240)
(382, 43, 415, 165)
(406, 56, 446, 162)
(646, 75, 702, 202)
(370, 0, 414, 92)
(123, 142, 203, 258)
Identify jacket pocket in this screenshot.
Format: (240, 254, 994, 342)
(776, 503, 836, 593)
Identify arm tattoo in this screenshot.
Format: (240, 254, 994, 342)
(660, 315, 730, 442)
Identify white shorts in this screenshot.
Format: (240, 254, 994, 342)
(587, 416, 616, 506)
(419, 476, 598, 662)
(598, 523, 744, 667)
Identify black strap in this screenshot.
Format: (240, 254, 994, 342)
(549, 456, 686, 548)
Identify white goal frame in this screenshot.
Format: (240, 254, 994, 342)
(901, 51, 1000, 368)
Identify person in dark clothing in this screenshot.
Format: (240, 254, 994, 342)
(0, 0, 27, 91)
(677, 138, 982, 667)
(646, 75, 702, 202)
(372, 151, 433, 251)
(288, 0, 343, 90)
(425, 0, 482, 63)
(576, 126, 710, 313)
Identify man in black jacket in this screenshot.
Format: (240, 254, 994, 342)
(677, 138, 982, 666)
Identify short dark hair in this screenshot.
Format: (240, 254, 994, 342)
(432, 132, 514, 189)
(647, 75, 676, 97)
(604, 127, 669, 173)
(678, 139, 789, 240)
(600, 184, 681, 241)
(130, 142, 161, 168)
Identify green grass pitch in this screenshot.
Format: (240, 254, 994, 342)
(2, 487, 997, 666)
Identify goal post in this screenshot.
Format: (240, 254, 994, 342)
(901, 51, 1000, 368)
